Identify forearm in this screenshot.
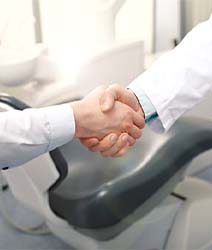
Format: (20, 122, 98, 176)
(129, 16, 212, 132)
(0, 104, 74, 168)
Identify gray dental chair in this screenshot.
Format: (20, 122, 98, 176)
(1, 94, 212, 249)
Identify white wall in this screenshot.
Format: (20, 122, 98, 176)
(116, 0, 154, 53)
(154, 0, 181, 52)
(0, 0, 34, 48)
(184, 0, 212, 34)
(0, 0, 154, 53)
(39, 0, 154, 54)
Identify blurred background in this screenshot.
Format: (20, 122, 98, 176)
(1, 0, 212, 53)
(0, 0, 212, 106)
(0, 1, 212, 249)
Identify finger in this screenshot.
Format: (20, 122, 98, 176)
(99, 89, 116, 112)
(89, 133, 118, 152)
(111, 133, 140, 157)
(128, 125, 142, 140)
(113, 144, 129, 157)
(80, 137, 99, 148)
(111, 85, 140, 111)
(101, 133, 129, 157)
(128, 135, 136, 146)
(100, 84, 140, 112)
(132, 111, 145, 129)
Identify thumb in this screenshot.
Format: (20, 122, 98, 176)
(100, 84, 140, 113)
(100, 89, 116, 112)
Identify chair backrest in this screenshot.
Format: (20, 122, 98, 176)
(34, 40, 144, 107)
(48, 116, 212, 239)
(2, 93, 212, 242)
(74, 40, 144, 95)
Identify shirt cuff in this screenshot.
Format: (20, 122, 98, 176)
(128, 83, 158, 123)
(41, 104, 75, 151)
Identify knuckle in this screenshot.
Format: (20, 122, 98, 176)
(111, 83, 120, 90)
(126, 110, 132, 120)
(140, 118, 145, 129)
(122, 122, 132, 131)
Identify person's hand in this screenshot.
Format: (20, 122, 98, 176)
(100, 84, 141, 113)
(71, 85, 144, 140)
(80, 84, 145, 157)
(80, 132, 138, 157)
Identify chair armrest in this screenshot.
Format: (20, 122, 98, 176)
(0, 93, 30, 110)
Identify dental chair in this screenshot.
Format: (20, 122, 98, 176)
(0, 40, 144, 108)
(25, 40, 144, 107)
(1, 95, 212, 249)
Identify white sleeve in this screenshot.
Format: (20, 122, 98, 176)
(129, 15, 212, 133)
(0, 104, 75, 168)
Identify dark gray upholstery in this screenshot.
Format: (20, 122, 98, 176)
(49, 117, 212, 240)
(1, 95, 212, 240)
(0, 94, 30, 110)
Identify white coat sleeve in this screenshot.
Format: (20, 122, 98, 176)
(129, 15, 212, 133)
(0, 104, 75, 169)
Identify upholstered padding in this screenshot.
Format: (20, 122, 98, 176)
(0, 94, 30, 110)
(1, 95, 212, 238)
(48, 117, 212, 233)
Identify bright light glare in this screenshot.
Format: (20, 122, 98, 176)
(98, 190, 107, 198)
(53, 47, 88, 81)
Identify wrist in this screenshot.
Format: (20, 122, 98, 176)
(71, 101, 85, 138)
(127, 87, 157, 123)
(127, 88, 145, 117)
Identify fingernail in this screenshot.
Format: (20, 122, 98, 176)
(110, 134, 117, 143)
(122, 135, 128, 142)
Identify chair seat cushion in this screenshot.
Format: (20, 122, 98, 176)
(49, 117, 212, 232)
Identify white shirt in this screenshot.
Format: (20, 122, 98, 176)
(1, 16, 212, 168)
(129, 15, 212, 133)
(0, 104, 75, 168)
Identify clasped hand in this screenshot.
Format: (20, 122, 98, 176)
(71, 85, 145, 157)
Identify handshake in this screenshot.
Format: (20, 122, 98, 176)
(71, 84, 145, 157)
